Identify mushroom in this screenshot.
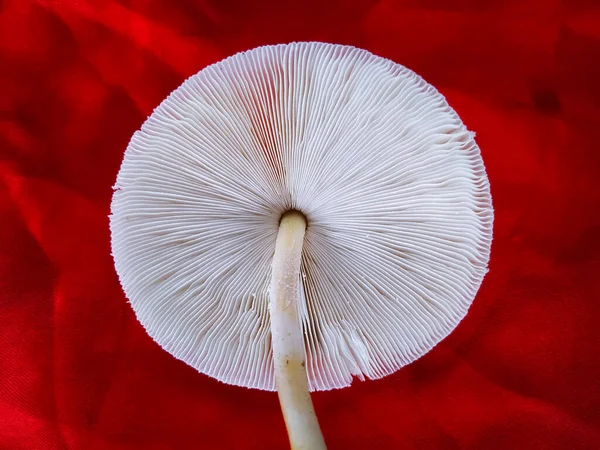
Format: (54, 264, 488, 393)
(110, 42, 493, 449)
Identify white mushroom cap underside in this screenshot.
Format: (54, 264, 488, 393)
(110, 42, 493, 392)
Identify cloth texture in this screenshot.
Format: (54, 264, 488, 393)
(1, 0, 599, 449)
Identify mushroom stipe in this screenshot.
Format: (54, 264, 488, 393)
(110, 42, 493, 449)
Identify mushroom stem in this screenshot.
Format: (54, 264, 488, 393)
(270, 211, 326, 450)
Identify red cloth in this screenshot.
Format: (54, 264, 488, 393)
(1, 0, 599, 448)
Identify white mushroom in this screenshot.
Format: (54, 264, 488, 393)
(110, 42, 493, 449)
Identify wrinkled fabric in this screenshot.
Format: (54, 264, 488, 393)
(1, 1, 599, 449)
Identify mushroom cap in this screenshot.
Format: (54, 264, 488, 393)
(110, 42, 493, 392)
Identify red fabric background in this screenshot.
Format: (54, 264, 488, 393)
(1, 0, 600, 449)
